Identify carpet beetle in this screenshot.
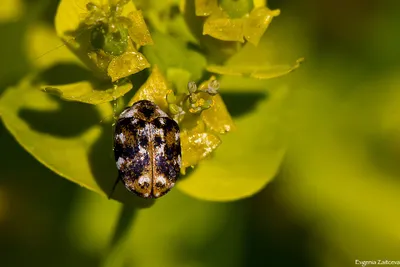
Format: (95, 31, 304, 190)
(112, 100, 181, 198)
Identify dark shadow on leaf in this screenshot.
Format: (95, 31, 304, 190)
(37, 63, 95, 85)
(108, 205, 136, 249)
(0, 121, 100, 267)
(0, 21, 30, 96)
(121, 68, 149, 106)
(88, 123, 155, 208)
(240, 173, 320, 267)
(366, 133, 400, 180)
(35, 62, 132, 103)
(18, 95, 100, 137)
(220, 92, 268, 117)
(39, 0, 62, 25)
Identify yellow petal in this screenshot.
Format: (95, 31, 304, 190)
(203, 9, 245, 42)
(201, 94, 236, 134)
(128, 66, 170, 111)
(195, 0, 218, 16)
(180, 130, 221, 172)
(107, 51, 150, 82)
(244, 7, 280, 46)
(127, 10, 154, 46)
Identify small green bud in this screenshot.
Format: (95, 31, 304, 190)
(207, 80, 220, 95)
(103, 25, 129, 56)
(187, 81, 197, 94)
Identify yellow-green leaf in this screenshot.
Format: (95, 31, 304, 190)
(203, 9, 245, 42)
(244, 7, 280, 46)
(201, 94, 235, 134)
(127, 10, 154, 46)
(195, 0, 218, 16)
(25, 23, 81, 69)
(42, 80, 133, 105)
(166, 68, 192, 95)
(0, 77, 151, 207)
(178, 86, 287, 201)
(107, 51, 150, 82)
(219, 0, 253, 18)
(181, 131, 221, 171)
(197, 1, 279, 45)
(207, 57, 304, 79)
(0, 0, 24, 23)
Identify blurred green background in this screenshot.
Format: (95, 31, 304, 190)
(1, 0, 400, 266)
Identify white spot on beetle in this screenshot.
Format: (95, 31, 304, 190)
(119, 107, 137, 118)
(156, 143, 165, 156)
(116, 157, 125, 170)
(156, 176, 167, 185)
(116, 133, 126, 144)
(138, 176, 150, 186)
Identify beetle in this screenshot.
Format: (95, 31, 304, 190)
(111, 100, 181, 198)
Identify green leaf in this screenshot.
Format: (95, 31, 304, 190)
(26, 23, 81, 69)
(207, 57, 303, 79)
(127, 10, 154, 46)
(206, 37, 304, 90)
(201, 94, 235, 134)
(166, 68, 192, 95)
(177, 86, 287, 201)
(195, 0, 218, 16)
(0, 77, 152, 207)
(28, 22, 136, 105)
(142, 32, 207, 81)
(107, 51, 150, 82)
(42, 79, 133, 105)
(199, 1, 279, 44)
(244, 7, 280, 45)
(68, 188, 239, 267)
(203, 9, 245, 43)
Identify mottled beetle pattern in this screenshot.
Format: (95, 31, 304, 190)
(113, 100, 181, 198)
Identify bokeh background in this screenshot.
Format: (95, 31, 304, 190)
(1, 0, 400, 266)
